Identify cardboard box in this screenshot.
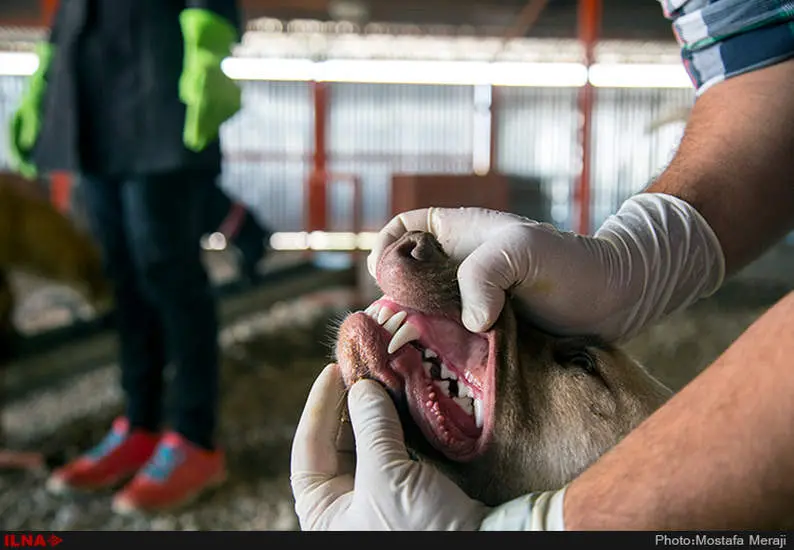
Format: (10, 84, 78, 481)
(390, 173, 510, 217)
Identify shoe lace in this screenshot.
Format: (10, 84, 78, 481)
(141, 443, 185, 482)
(85, 429, 125, 461)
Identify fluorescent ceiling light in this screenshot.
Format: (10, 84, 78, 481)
(588, 63, 692, 88)
(220, 57, 316, 82)
(201, 231, 381, 251)
(222, 58, 588, 87)
(256, 231, 380, 251)
(0, 51, 693, 89)
(0, 52, 38, 76)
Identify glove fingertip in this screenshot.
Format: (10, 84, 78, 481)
(460, 284, 504, 333)
(347, 378, 389, 404)
(366, 253, 377, 279)
(462, 309, 489, 333)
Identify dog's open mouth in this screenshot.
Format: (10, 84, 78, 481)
(338, 297, 497, 462)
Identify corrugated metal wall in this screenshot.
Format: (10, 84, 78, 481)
(220, 80, 313, 232)
(0, 75, 25, 172)
(0, 75, 694, 233)
(327, 83, 474, 230)
(495, 87, 580, 227)
(590, 87, 693, 229)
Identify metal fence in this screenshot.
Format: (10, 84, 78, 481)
(0, 75, 695, 233)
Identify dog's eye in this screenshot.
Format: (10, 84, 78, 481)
(556, 350, 597, 374)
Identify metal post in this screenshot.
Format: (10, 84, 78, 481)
(307, 80, 328, 232)
(41, 0, 58, 22)
(575, 0, 601, 235)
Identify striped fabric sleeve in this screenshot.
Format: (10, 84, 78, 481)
(657, 0, 794, 95)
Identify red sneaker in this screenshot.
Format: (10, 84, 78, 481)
(111, 432, 226, 515)
(46, 417, 159, 494)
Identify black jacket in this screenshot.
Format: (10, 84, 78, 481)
(33, 0, 241, 178)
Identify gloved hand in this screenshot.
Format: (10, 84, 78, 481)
(8, 41, 55, 179)
(366, 194, 726, 343)
(178, 8, 242, 152)
(290, 363, 489, 531)
(291, 363, 569, 531)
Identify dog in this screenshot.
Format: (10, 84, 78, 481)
(335, 230, 672, 506)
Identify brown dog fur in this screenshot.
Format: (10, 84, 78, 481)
(336, 231, 672, 507)
(0, 172, 111, 361)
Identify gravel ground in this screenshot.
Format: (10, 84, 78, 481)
(1, 288, 356, 531)
(2, 241, 792, 531)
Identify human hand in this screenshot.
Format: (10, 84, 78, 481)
(9, 113, 39, 180)
(366, 196, 725, 343)
(178, 9, 242, 152)
(290, 363, 489, 531)
(8, 41, 54, 180)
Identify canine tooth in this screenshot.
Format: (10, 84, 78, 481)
(473, 399, 484, 429)
(365, 303, 378, 316)
(424, 349, 438, 359)
(387, 321, 420, 354)
(382, 311, 407, 335)
(433, 380, 451, 396)
(453, 397, 474, 416)
(440, 364, 457, 380)
(377, 306, 395, 325)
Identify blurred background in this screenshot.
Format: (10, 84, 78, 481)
(1, 0, 792, 531)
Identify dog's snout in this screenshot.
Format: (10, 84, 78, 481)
(395, 231, 446, 264)
(377, 230, 459, 316)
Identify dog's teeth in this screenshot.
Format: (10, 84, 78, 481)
(387, 322, 421, 354)
(366, 303, 382, 318)
(433, 380, 451, 396)
(440, 363, 457, 380)
(458, 383, 473, 399)
(453, 397, 474, 416)
(423, 349, 437, 359)
(422, 361, 433, 377)
(377, 306, 395, 325)
(382, 310, 407, 335)
(473, 398, 484, 428)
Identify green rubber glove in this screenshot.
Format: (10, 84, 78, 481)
(8, 42, 54, 179)
(178, 8, 242, 153)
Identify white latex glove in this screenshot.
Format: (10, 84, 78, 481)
(366, 193, 725, 343)
(290, 363, 568, 531)
(290, 363, 489, 531)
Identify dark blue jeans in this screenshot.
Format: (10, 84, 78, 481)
(81, 169, 219, 450)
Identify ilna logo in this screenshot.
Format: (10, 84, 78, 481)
(3, 534, 63, 547)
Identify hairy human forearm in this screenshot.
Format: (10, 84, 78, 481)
(645, 58, 794, 276)
(562, 289, 794, 529)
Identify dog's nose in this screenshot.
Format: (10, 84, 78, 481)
(395, 231, 446, 264)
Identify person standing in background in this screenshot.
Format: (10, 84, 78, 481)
(8, 0, 244, 513)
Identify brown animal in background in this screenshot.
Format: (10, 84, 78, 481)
(335, 231, 672, 507)
(0, 172, 111, 361)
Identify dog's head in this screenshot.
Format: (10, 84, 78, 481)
(335, 231, 671, 505)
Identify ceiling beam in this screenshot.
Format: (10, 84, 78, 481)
(0, 0, 674, 41)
